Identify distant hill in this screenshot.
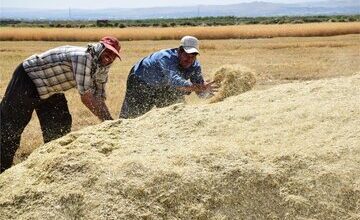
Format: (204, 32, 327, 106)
(1, 0, 359, 20)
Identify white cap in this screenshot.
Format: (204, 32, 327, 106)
(180, 36, 200, 54)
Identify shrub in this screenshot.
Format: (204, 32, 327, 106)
(292, 20, 304, 24)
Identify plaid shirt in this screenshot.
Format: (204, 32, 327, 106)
(23, 45, 110, 99)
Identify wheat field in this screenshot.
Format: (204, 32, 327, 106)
(0, 22, 360, 41)
(0, 30, 359, 164)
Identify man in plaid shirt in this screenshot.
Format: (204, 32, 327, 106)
(0, 36, 121, 172)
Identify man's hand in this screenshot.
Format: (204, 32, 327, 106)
(199, 80, 219, 93)
(80, 91, 113, 121)
(177, 80, 219, 93)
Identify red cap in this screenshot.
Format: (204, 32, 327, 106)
(100, 36, 121, 60)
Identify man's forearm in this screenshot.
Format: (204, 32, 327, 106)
(176, 81, 218, 95)
(93, 101, 113, 121)
(176, 84, 205, 93)
(81, 92, 113, 121)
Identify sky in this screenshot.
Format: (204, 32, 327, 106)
(0, 0, 318, 9)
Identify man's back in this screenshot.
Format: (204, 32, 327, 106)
(22, 45, 110, 99)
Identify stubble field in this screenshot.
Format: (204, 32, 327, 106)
(0, 28, 359, 164)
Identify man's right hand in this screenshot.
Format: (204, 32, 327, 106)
(177, 80, 219, 94)
(80, 91, 113, 121)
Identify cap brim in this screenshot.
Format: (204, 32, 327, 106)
(103, 43, 122, 60)
(183, 47, 199, 54)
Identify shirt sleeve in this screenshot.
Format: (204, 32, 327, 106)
(190, 62, 205, 85)
(159, 58, 192, 88)
(92, 67, 109, 99)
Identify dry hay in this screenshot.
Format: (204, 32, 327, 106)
(208, 64, 256, 103)
(0, 74, 359, 219)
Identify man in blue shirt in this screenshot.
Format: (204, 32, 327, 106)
(119, 36, 217, 119)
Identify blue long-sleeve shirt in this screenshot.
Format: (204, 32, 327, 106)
(133, 48, 204, 89)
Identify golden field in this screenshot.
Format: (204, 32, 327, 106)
(0, 22, 360, 41)
(0, 27, 359, 164)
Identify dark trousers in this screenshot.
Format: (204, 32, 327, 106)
(119, 70, 185, 119)
(0, 64, 72, 172)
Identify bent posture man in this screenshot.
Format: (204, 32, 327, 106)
(0, 36, 121, 172)
(120, 36, 217, 119)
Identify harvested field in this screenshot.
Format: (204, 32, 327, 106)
(0, 34, 359, 163)
(0, 33, 359, 219)
(0, 22, 359, 41)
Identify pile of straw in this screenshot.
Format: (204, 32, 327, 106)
(209, 65, 256, 103)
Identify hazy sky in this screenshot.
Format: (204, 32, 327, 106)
(1, 0, 317, 9)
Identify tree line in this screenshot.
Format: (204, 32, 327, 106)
(1, 15, 359, 28)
